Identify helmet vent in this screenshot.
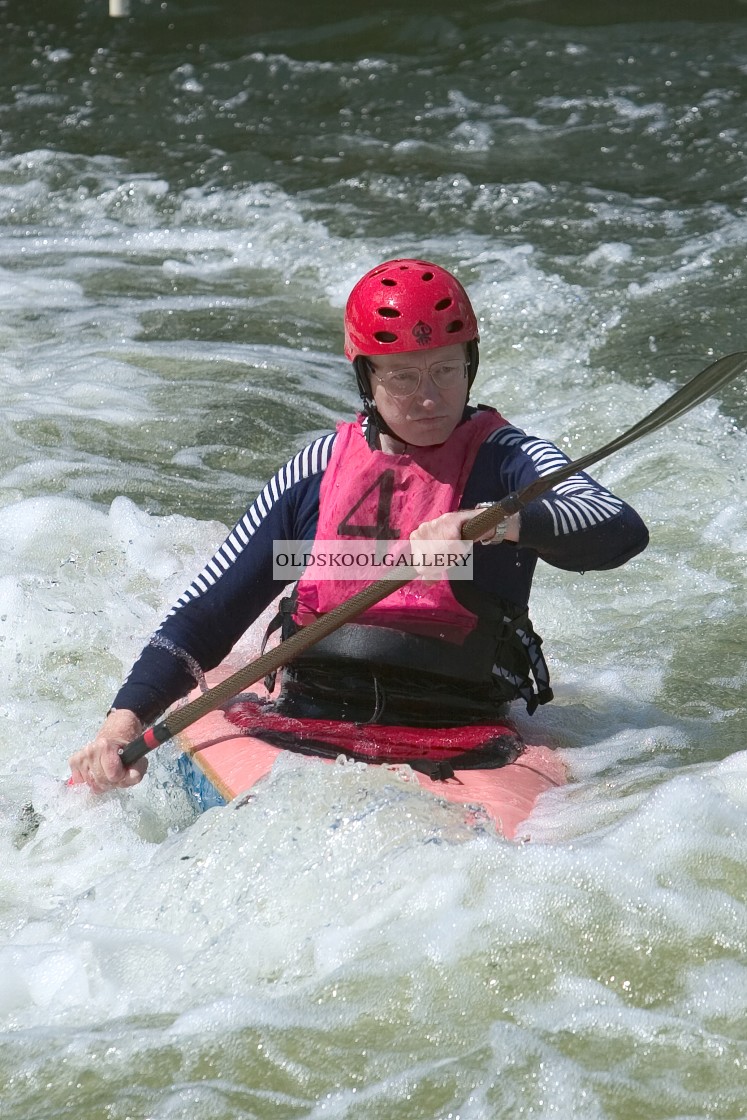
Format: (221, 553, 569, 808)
(445, 319, 464, 333)
(434, 298, 453, 311)
(421, 272, 434, 281)
(381, 278, 397, 286)
(377, 307, 401, 318)
(373, 330, 398, 343)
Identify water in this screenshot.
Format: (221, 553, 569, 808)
(2, 1, 747, 1116)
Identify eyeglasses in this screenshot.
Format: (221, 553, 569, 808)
(371, 359, 468, 399)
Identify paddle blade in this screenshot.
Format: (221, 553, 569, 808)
(559, 350, 747, 478)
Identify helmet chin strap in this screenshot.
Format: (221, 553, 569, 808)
(363, 400, 400, 448)
(353, 357, 404, 447)
(353, 341, 480, 449)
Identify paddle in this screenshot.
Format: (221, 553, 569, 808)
(120, 350, 747, 768)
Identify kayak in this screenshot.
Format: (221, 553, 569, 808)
(174, 669, 566, 839)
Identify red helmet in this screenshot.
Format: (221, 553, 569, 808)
(344, 258, 479, 359)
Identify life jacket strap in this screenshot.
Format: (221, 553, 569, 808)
(260, 591, 553, 715)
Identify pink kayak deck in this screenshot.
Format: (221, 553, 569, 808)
(175, 674, 566, 839)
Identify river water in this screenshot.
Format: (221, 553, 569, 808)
(1, 1, 747, 1117)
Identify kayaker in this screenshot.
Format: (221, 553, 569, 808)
(69, 258, 649, 793)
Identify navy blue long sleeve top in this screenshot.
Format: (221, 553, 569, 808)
(112, 415, 649, 722)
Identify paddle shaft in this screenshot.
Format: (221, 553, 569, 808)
(120, 350, 747, 767)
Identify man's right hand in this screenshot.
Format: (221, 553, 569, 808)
(68, 709, 148, 793)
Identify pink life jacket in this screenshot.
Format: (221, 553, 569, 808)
(293, 408, 509, 644)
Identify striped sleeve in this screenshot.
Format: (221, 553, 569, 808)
(485, 426, 623, 536)
(110, 432, 336, 720)
(171, 431, 336, 612)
